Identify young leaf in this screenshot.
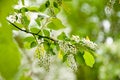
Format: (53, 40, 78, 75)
(50, 43, 56, 55)
(75, 52, 85, 65)
(53, 2, 58, 8)
(57, 32, 67, 40)
(43, 29, 50, 37)
(63, 54, 68, 62)
(39, 3, 46, 12)
(47, 18, 65, 30)
(30, 27, 40, 33)
(24, 36, 37, 48)
(45, 0, 50, 8)
(53, 7, 60, 14)
(83, 51, 95, 67)
(35, 18, 41, 26)
(35, 15, 44, 26)
(30, 41, 37, 48)
(43, 42, 50, 51)
(21, 15, 30, 30)
(21, 0, 25, 5)
(24, 42, 31, 49)
(20, 7, 28, 13)
(24, 36, 35, 42)
(27, 6, 39, 12)
(14, 22, 24, 29)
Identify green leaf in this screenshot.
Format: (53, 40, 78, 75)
(53, 2, 58, 8)
(53, 7, 60, 14)
(43, 42, 50, 50)
(21, 15, 30, 30)
(50, 43, 56, 49)
(39, 4, 46, 12)
(30, 27, 40, 33)
(57, 32, 67, 40)
(20, 7, 28, 13)
(24, 42, 31, 49)
(43, 29, 50, 37)
(45, 0, 50, 8)
(63, 54, 68, 62)
(24, 36, 37, 48)
(49, 43, 56, 55)
(83, 51, 95, 67)
(43, 42, 56, 55)
(35, 17, 42, 26)
(24, 36, 35, 42)
(75, 52, 85, 65)
(15, 22, 24, 28)
(30, 41, 37, 48)
(27, 6, 39, 12)
(47, 18, 65, 30)
(35, 15, 45, 26)
(21, 0, 25, 5)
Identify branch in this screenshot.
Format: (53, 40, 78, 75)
(7, 20, 57, 43)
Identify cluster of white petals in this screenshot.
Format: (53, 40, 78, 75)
(67, 54, 77, 71)
(35, 45, 51, 71)
(81, 38, 97, 50)
(7, 13, 22, 23)
(59, 41, 77, 54)
(71, 35, 80, 43)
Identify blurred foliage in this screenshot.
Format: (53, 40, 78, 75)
(98, 40, 120, 80)
(63, 0, 120, 41)
(0, 0, 21, 80)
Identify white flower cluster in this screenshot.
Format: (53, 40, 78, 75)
(38, 54, 51, 71)
(71, 35, 97, 50)
(7, 13, 22, 23)
(59, 41, 77, 54)
(81, 38, 97, 50)
(34, 45, 51, 71)
(71, 35, 80, 43)
(67, 54, 77, 71)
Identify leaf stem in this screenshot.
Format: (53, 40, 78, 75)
(7, 20, 57, 43)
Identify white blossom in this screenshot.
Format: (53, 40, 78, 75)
(7, 15, 16, 23)
(67, 54, 77, 71)
(59, 41, 77, 54)
(81, 38, 97, 50)
(34, 45, 51, 71)
(7, 13, 22, 23)
(71, 35, 80, 43)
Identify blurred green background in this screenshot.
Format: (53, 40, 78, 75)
(0, 0, 120, 80)
(0, 0, 21, 80)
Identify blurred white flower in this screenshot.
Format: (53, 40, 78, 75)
(7, 15, 16, 23)
(71, 35, 80, 43)
(59, 41, 77, 54)
(67, 54, 77, 71)
(105, 37, 113, 45)
(7, 13, 22, 23)
(81, 38, 97, 50)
